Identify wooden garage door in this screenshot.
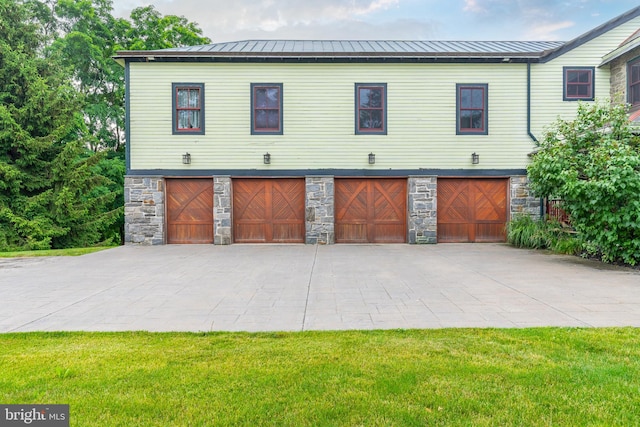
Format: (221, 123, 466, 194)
(335, 178, 406, 243)
(437, 178, 508, 243)
(233, 179, 305, 243)
(166, 178, 214, 244)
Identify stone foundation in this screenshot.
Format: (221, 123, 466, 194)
(124, 176, 164, 245)
(214, 176, 232, 245)
(408, 176, 437, 244)
(123, 174, 537, 245)
(305, 176, 335, 244)
(510, 176, 541, 219)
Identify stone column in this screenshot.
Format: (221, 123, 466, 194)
(305, 176, 335, 245)
(213, 176, 232, 245)
(510, 176, 541, 219)
(408, 176, 437, 244)
(124, 176, 164, 245)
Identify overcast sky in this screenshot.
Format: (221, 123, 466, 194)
(111, 0, 639, 43)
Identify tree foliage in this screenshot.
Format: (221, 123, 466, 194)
(527, 102, 640, 265)
(0, 0, 208, 250)
(52, 1, 210, 151)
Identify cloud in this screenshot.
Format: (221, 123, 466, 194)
(463, 0, 485, 13)
(524, 20, 575, 40)
(458, 0, 587, 40)
(112, 0, 437, 41)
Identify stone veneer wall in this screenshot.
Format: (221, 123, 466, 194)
(124, 176, 164, 245)
(408, 176, 437, 244)
(610, 48, 640, 104)
(510, 176, 541, 219)
(305, 176, 335, 244)
(214, 176, 232, 245)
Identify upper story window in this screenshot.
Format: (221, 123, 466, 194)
(456, 84, 488, 135)
(355, 83, 387, 135)
(628, 59, 640, 107)
(251, 83, 283, 135)
(172, 83, 204, 135)
(563, 67, 594, 101)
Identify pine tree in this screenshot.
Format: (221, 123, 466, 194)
(0, 0, 119, 250)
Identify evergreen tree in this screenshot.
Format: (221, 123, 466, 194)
(0, 0, 119, 250)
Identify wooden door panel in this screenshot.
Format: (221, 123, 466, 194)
(233, 179, 304, 243)
(335, 178, 406, 243)
(438, 178, 507, 243)
(476, 224, 506, 242)
(166, 179, 214, 244)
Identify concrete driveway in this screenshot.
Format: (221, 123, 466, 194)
(0, 244, 639, 332)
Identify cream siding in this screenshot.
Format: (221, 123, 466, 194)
(129, 62, 532, 170)
(530, 16, 640, 138)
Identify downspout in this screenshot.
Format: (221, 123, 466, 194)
(125, 60, 131, 173)
(527, 62, 545, 219)
(527, 62, 538, 143)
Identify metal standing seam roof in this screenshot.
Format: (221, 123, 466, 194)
(114, 39, 565, 59)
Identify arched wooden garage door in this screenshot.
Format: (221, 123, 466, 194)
(166, 178, 214, 244)
(437, 178, 508, 243)
(335, 178, 407, 243)
(233, 178, 305, 243)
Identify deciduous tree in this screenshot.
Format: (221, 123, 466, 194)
(527, 102, 640, 265)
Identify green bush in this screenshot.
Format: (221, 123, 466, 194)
(507, 215, 583, 255)
(527, 102, 640, 265)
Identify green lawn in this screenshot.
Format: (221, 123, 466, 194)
(1, 329, 639, 426)
(0, 247, 114, 258)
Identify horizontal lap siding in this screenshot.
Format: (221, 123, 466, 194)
(129, 62, 531, 171)
(530, 16, 640, 138)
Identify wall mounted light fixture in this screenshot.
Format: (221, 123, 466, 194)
(182, 152, 191, 164)
(471, 152, 479, 165)
(368, 152, 376, 164)
(263, 152, 271, 164)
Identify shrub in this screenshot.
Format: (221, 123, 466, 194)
(507, 215, 583, 255)
(527, 102, 640, 265)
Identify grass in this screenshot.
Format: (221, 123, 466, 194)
(1, 329, 639, 426)
(507, 215, 582, 255)
(0, 246, 114, 258)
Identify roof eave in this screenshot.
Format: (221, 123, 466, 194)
(600, 38, 640, 67)
(113, 51, 545, 62)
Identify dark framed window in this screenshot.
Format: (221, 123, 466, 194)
(172, 83, 204, 135)
(628, 58, 640, 107)
(456, 84, 488, 135)
(251, 83, 283, 135)
(563, 67, 594, 101)
(355, 83, 387, 135)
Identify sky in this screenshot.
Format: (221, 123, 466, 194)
(111, 0, 640, 43)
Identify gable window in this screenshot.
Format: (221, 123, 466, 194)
(456, 84, 488, 135)
(563, 67, 594, 101)
(628, 59, 640, 107)
(355, 83, 387, 135)
(172, 83, 204, 135)
(251, 83, 283, 135)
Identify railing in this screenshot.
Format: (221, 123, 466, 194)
(546, 199, 570, 224)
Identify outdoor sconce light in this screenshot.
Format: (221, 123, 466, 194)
(471, 152, 479, 165)
(263, 152, 271, 164)
(182, 152, 191, 164)
(368, 152, 376, 165)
